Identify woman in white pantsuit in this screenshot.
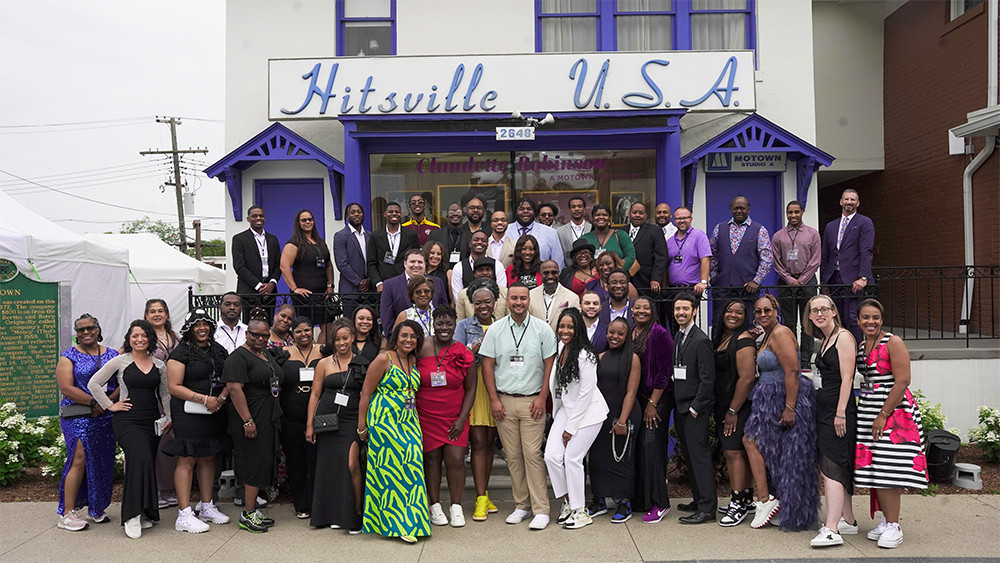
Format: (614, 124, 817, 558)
(544, 308, 609, 530)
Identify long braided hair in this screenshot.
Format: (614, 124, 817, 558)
(554, 307, 597, 396)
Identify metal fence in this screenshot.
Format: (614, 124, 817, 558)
(188, 265, 998, 346)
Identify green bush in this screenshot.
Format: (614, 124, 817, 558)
(912, 389, 948, 433)
(968, 406, 1000, 463)
(0, 403, 49, 486)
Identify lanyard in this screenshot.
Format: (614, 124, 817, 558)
(221, 325, 242, 348)
(543, 292, 556, 320)
(414, 307, 432, 336)
(387, 228, 400, 257)
(389, 351, 414, 396)
(296, 344, 314, 366)
(433, 341, 454, 370)
(509, 316, 530, 354)
(254, 232, 267, 258)
(787, 226, 800, 249)
(672, 231, 690, 257)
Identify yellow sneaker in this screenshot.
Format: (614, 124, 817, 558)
(485, 491, 499, 514)
(473, 496, 489, 521)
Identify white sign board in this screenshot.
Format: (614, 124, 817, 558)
(705, 152, 787, 172)
(269, 51, 756, 119)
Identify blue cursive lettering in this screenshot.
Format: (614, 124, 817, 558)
(622, 59, 669, 109)
(358, 76, 375, 113)
(282, 62, 338, 115)
(403, 93, 424, 112)
(680, 56, 740, 108)
(444, 65, 464, 111)
(569, 58, 609, 110)
(378, 92, 398, 112)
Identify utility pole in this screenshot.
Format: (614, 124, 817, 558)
(193, 220, 203, 261)
(139, 117, 207, 253)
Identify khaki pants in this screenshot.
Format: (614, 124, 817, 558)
(497, 394, 550, 516)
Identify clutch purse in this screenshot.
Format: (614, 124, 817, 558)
(313, 412, 339, 433)
(184, 400, 212, 415)
(154, 415, 170, 436)
(60, 403, 92, 419)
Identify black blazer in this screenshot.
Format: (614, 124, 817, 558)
(629, 223, 667, 290)
(428, 223, 483, 263)
(672, 325, 715, 416)
(232, 228, 281, 294)
(366, 227, 419, 286)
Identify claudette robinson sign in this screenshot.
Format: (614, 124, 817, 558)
(269, 51, 756, 119)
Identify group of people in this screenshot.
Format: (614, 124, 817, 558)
(54, 187, 920, 548)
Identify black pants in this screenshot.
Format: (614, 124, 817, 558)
(634, 396, 672, 512)
(777, 277, 818, 368)
(280, 416, 316, 514)
(674, 409, 717, 514)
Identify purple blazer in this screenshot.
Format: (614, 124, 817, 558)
(820, 213, 874, 284)
(379, 273, 449, 339)
(641, 323, 674, 395)
(589, 319, 609, 355)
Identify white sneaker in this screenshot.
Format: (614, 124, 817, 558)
(749, 496, 780, 529)
(196, 501, 230, 524)
(877, 522, 903, 548)
(124, 516, 142, 539)
(556, 500, 572, 524)
(867, 515, 889, 540)
(57, 511, 88, 532)
(428, 502, 448, 526)
(563, 508, 593, 530)
(810, 526, 844, 547)
(175, 507, 210, 534)
(528, 513, 550, 530)
(506, 508, 531, 524)
(837, 517, 859, 535)
(140, 517, 154, 529)
(449, 504, 466, 527)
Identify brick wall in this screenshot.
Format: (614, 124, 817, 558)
(821, 0, 999, 335)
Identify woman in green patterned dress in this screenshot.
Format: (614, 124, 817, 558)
(357, 319, 431, 544)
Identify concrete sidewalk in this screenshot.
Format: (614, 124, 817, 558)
(2, 494, 998, 562)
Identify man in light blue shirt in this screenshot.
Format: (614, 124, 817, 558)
(510, 197, 562, 264)
(481, 282, 557, 530)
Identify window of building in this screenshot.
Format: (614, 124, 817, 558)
(950, 0, 983, 20)
(367, 149, 656, 231)
(337, 0, 395, 56)
(536, 0, 753, 53)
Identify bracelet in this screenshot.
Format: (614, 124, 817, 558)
(202, 395, 208, 406)
(784, 403, 795, 412)
(835, 414, 846, 420)
(357, 427, 368, 434)
(727, 407, 738, 416)
(879, 409, 889, 417)
(243, 418, 254, 427)
(218, 395, 227, 403)
(613, 421, 627, 428)
(648, 400, 658, 407)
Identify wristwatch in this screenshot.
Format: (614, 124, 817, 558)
(700, 279, 708, 284)
(861, 277, 868, 281)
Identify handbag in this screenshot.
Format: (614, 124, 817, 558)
(184, 400, 212, 415)
(313, 412, 339, 433)
(60, 402, 92, 419)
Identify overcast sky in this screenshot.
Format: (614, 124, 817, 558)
(0, 0, 226, 240)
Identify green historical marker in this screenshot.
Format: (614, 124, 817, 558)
(0, 259, 61, 417)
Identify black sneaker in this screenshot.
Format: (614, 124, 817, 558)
(741, 489, 756, 514)
(587, 498, 608, 517)
(611, 500, 632, 524)
(253, 509, 275, 527)
(719, 501, 748, 527)
(719, 490, 740, 515)
(239, 510, 268, 533)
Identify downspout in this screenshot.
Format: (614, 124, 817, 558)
(960, 0, 998, 333)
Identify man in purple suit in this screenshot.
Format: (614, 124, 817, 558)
(333, 202, 371, 317)
(820, 189, 874, 342)
(379, 248, 449, 339)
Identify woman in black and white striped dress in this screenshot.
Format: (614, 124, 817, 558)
(853, 299, 927, 550)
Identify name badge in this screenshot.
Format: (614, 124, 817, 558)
(510, 355, 524, 368)
(383, 251, 395, 264)
(673, 254, 683, 264)
(594, 248, 605, 258)
(786, 249, 799, 261)
(554, 387, 562, 399)
(674, 366, 687, 381)
(450, 251, 461, 263)
(334, 392, 350, 406)
(315, 255, 326, 268)
(299, 367, 315, 382)
(430, 371, 447, 387)
(404, 395, 416, 410)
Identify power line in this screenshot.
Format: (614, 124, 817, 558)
(0, 122, 160, 135)
(0, 160, 170, 184)
(0, 116, 154, 128)
(3, 173, 171, 195)
(0, 168, 181, 217)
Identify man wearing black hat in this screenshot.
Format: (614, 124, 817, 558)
(450, 229, 507, 304)
(455, 257, 509, 320)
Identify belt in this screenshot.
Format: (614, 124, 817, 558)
(498, 392, 535, 398)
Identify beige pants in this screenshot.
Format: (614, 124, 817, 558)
(497, 394, 550, 516)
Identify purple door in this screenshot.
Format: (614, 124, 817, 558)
(254, 178, 325, 295)
(704, 173, 781, 288)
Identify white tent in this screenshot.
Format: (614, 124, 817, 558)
(0, 190, 131, 343)
(87, 233, 226, 331)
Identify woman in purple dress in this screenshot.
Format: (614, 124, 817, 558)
(55, 314, 119, 531)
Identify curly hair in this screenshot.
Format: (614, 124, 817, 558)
(631, 296, 659, 358)
(144, 299, 178, 347)
(553, 308, 597, 396)
(465, 277, 499, 304)
(122, 319, 158, 354)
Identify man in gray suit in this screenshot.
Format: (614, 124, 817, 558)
(556, 195, 592, 268)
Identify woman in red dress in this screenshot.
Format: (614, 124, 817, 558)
(415, 305, 477, 528)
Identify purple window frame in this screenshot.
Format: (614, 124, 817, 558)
(534, 0, 756, 55)
(336, 0, 397, 56)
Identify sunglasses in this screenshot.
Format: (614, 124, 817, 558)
(247, 331, 270, 339)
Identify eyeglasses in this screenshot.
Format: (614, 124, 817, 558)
(809, 306, 833, 315)
(409, 200, 424, 206)
(674, 215, 692, 221)
(75, 326, 98, 333)
(413, 288, 433, 295)
(247, 331, 270, 339)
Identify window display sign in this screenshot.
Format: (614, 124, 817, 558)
(270, 51, 755, 119)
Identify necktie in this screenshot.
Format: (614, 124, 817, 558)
(837, 216, 850, 249)
(630, 226, 639, 240)
(519, 225, 529, 237)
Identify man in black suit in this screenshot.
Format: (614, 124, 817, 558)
(367, 201, 419, 292)
(626, 202, 668, 291)
(671, 293, 717, 524)
(429, 202, 468, 267)
(231, 205, 281, 322)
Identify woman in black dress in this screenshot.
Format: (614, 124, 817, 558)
(306, 319, 368, 532)
(351, 305, 380, 363)
(88, 320, 170, 539)
(587, 317, 642, 523)
(804, 295, 858, 547)
(280, 208, 334, 343)
(711, 300, 757, 527)
(280, 316, 321, 519)
(164, 309, 231, 533)
(224, 318, 285, 533)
